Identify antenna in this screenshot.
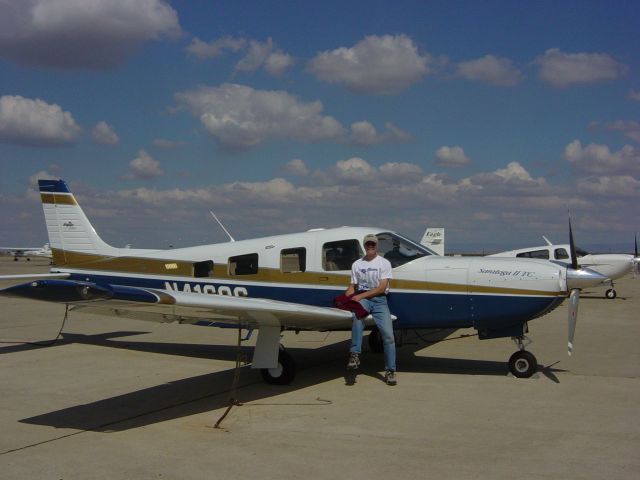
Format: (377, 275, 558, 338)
(210, 211, 235, 242)
(542, 235, 552, 246)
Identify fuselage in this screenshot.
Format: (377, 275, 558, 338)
(50, 227, 570, 337)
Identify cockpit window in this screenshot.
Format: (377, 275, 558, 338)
(375, 232, 433, 267)
(516, 249, 549, 259)
(554, 248, 569, 260)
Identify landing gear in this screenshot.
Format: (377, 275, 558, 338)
(260, 348, 296, 385)
(605, 288, 617, 299)
(509, 335, 538, 378)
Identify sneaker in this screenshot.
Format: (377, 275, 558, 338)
(385, 370, 397, 385)
(347, 353, 360, 370)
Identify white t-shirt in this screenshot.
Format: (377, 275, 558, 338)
(351, 255, 392, 294)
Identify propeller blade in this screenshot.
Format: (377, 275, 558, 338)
(568, 217, 578, 271)
(635, 233, 638, 258)
(568, 288, 579, 356)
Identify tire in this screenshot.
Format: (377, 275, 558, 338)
(508, 350, 537, 378)
(260, 349, 296, 385)
(605, 289, 617, 299)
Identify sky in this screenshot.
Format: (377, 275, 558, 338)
(0, 0, 639, 253)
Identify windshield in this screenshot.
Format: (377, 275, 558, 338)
(375, 232, 434, 267)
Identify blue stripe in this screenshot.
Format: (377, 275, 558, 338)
(38, 179, 70, 193)
(68, 272, 562, 334)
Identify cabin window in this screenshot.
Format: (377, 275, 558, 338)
(554, 248, 569, 260)
(322, 240, 362, 271)
(229, 253, 259, 275)
(516, 249, 549, 259)
(193, 260, 214, 278)
(281, 248, 306, 273)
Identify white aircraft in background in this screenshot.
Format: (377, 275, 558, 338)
(0, 244, 52, 261)
(488, 236, 635, 299)
(420, 227, 444, 255)
(0, 180, 606, 383)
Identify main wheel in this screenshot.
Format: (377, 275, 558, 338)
(605, 289, 617, 299)
(508, 350, 537, 378)
(260, 349, 296, 385)
(368, 327, 383, 353)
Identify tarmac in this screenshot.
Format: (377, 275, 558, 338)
(0, 256, 639, 479)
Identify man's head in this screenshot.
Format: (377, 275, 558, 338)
(363, 234, 378, 254)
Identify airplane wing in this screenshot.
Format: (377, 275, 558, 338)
(0, 279, 354, 331)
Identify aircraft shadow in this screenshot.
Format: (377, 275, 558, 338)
(17, 329, 565, 433)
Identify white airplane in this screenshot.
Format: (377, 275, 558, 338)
(488, 236, 635, 299)
(0, 243, 52, 261)
(420, 228, 444, 256)
(0, 180, 606, 383)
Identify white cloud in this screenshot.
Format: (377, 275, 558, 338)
(630, 89, 640, 102)
(577, 175, 640, 197)
(92, 121, 118, 145)
(598, 121, 640, 143)
(348, 121, 412, 146)
(470, 162, 547, 191)
(456, 55, 523, 86)
(0, 95, 81, 146)
(174, 83, 345, 150)
(0, 0, 181, 69)
(307, 34, 430, 94)
(564, 139, 640, 174)
(124, 150, 164, 180)
(434, 146, 471, 167)
(235, 38, 294, 77)
(332, 157, 377, 182)
(379, 162, 423, 180)
(534, 48, 627, 87)
(283, 159, 310, 176)
(186, 36, 246, 59)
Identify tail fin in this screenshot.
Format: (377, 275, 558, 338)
(420, 227, 445, 255)
(38, 179, 118, 264)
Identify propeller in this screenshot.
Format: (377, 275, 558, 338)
(567, 216, 580, 356)
(633, 233, 639, 278)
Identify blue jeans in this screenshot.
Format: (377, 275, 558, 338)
(350, 295, 396, 372)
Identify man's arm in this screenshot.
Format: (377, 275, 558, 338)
(352, 278, 389, 302)
(345, 283, 356, 296)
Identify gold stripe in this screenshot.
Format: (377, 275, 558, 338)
(52, 249, 194, 276)
(51, 249, 558, 297)
(41, 193, 78, 205)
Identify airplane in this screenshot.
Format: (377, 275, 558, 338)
(0, 179, 606, 384)
(420, 228, 444, 256)
(0, 244, 52, 261)
(488, 236, 635, 299)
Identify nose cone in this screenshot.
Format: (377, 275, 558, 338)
(566, 267, 608, 290)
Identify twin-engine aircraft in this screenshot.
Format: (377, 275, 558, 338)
(0, 244, 51, 261)
(489, 237, 636, 299)
(0, 180, 606, 384)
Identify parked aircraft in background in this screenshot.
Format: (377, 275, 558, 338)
(420, 228, 444, 255)
(0, 180, 606, 383)
(0, 244, 52, 261)
(489, 236, 635, 299)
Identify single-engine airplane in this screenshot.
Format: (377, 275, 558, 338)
(488, 236, 635, 299)
(0, 180, 606, 384)
(0, 243, 51, 261)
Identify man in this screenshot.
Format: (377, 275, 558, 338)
(345, 234, 397, 385)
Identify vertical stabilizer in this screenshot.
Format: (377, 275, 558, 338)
(38, 180, 118, 263)
(420, 227, 445, 255)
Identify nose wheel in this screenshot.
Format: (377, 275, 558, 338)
(508, 350, 538, 378)
(605, 288, 617, 299)
(509, 335, 538, 378)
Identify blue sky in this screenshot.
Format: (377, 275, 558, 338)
(0, 0, 638, 252)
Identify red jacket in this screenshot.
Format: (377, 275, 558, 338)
(332, 294, 369, 319)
